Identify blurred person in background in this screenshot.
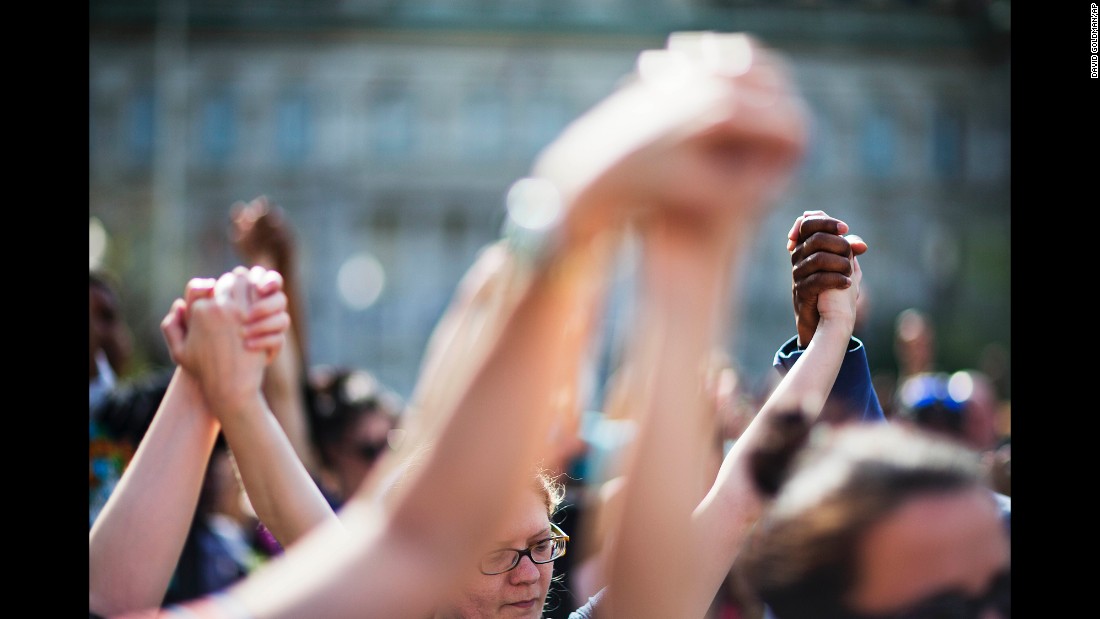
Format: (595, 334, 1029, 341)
(894, 307, 936, 379)
(305, 365, 404, 510)
(895, 369, 1011, 498)
(735, 417, 1009, 619)
(951, 369, 1010, 498)
(164, 438, 281, 605)
(90, 270, 133, 408)
(90, 269, 175, 527)
(875, 307, 938, 418)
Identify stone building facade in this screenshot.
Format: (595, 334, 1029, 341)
(90, 0, 1010, 399)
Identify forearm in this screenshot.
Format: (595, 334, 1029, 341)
(244, 243, 309, 373)
(604, 224, 743, 619)
(241, 247, 318, 474)
(261, 330, 319, 476)
(281, 271, 309, 370)
(215, 502, 438, 619)
(390, 232, 615, 559)
(117, 510, 424, 619)
(398, 242, 528, 462)
(772, 335, 884, 423)
(89, 368, 220, 617)
(690, 315, 854, 602)
(758, 315, 853, 421)
(217, 393, 339, 548)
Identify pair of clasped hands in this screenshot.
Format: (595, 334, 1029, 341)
(161, 266, 290, 414)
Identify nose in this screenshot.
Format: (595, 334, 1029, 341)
(508, 554, 542, 585)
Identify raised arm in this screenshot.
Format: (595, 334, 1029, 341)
(172, 267, 340, 549)
(89, 276, 287, 618)
(774, 211, 883, 423)
(687, 212, 866, 618)
(595, 33, 811, 619)
(230, 197, 320, 477)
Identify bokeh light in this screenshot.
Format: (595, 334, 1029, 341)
(337, 252, 386, 311)
(90, 216, 108, 271)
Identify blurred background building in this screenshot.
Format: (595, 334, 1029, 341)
(89, 0, 1010, 402)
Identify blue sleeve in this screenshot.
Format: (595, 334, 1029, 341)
(772, 335, 885, 423)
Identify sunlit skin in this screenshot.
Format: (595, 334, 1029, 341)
(438, 489, 556, 619)
(847, 487, 1009, 618)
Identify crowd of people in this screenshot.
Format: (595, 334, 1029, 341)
(89, 32, 1010, 619)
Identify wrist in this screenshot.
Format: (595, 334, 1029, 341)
(171, 367, 211, 409)
(205, 386, 267, 424)
(813, 315, 855, 345)
(503, 176, 623, 275)
(501, 177, 567, 270)
(642, 227, 732, 295)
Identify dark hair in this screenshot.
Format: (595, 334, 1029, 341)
(737, 417, 984, 619)
(895, 372, 967, 440)
(305, 365, 404, 467)
(748, 408, 813, 497)
(89, 270, 127, 308)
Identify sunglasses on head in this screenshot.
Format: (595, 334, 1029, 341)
(836, 569, 1009, 619)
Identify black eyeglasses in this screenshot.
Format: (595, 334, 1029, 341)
(478, 523, 569, 575)
(836, 569, 1009, 619)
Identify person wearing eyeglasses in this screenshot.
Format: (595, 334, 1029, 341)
(434, 469, 570, 619)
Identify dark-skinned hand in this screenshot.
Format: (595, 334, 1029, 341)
(787, 210, 868, 347)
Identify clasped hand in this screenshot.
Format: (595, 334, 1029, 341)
(160, 265, 290, 414)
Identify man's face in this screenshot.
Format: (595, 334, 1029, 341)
(440, 490, 556, 619)
(90, 282, 132, 375)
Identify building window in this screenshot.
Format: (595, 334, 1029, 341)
(800, 99, 829, 180)
(89, 102, 97, 161)
(276, 90, 311, 164)
(460, 88, 507, 160)
(367, 86, 415, 159)
(128, 90, 156, 164)
(518, 95, 568, 158)
(860, 105, 895, 180)
(443, 208, 468, 246)
(931, 104, 965, 182)
(201, 91, 236, 163)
